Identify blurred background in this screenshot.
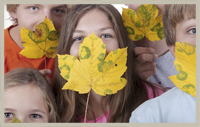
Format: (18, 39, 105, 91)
(4, 4, 127, 29)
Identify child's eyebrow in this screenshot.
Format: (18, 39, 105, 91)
(99, 26, 113, 31)
(31, 109, 47, 114)
(74, 27, 114, 33)
(73, 30, 84, 33)
(4, 108, 16, 111)
(31, 4, 42, 7)
(52, 5, 68, 9)
(31, 4, 67, 9)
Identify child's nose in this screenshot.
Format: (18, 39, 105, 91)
(16, 116, 26, 123)
(44, 11, 53, 21)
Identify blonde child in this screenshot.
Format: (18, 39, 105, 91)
(126, 4, 178, 89)
(4, 68, 58, 123)
(52, 4, 164, 123)
(129, 4, 196, 123)
(4, 4, 71, 82)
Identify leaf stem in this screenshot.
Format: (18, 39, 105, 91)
(84, 91, 91, 123)
(45, 55, 46, 69)
(145, 37, 150, 48)
(45, 37, 47, 69)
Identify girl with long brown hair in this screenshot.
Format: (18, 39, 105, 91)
(52, 4, 164, 122)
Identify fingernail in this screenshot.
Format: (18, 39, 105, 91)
(47, 70, 51, 74)
(150, 48, 155, 53)
(155, 54, 158, 58)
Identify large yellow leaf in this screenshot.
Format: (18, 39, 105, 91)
(20, 17, 59, 59)
(58, 32, 127, 96)
(122, 4, 164, 41)
(11, 116, 21, 123)
(169, 42, 196, 97)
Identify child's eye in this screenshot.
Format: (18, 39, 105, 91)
(101, 34, 112, 38)
(188, 28, 196, 34)
(30, 114, 41, 119)
(29, 6, 39, 11)
(4, 113, 14, 118)
(53, 9, 65, 14)
(73, 37, 84, 42)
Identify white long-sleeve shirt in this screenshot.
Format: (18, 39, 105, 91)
(129, 87, 196, 123)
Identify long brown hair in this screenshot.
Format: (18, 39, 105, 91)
(5, 68, 58, 122)
(52, 4, 161, 122)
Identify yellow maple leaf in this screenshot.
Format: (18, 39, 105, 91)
(20, 17, 59, 59)
(169, 42, 196, 97)
(58, 32, 127, 96)
(122, 4, 165, 41)
(11, 116, 21, 123)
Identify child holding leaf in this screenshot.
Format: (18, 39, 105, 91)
(4, 4, 71, 82)
(4, 68, 58, 123)
(52, 4, 164, 123)
(129, 4, 196, 123)
(124, 4, 178, 89)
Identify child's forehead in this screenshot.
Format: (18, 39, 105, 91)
(5, 83, 37, 91)
(5, 83, 47, 104)
(4, 83, 49, 116)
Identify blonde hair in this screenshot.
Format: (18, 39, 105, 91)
(162, 4, 196, 46)
(4, 68, 58, 122)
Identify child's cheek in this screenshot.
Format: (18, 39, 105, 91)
(70, 45, 80, 59)
(105, 44, 119, 56)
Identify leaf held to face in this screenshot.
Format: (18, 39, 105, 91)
(58, 32, 127, 96)
(20, 17, 59, 59)
(11, 116, 21, 123)
(169, 42, 196, 97)
(122, 4, 165, 41)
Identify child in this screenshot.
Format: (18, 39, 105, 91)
(126, 4, 178, 89)
(129, 4, 196, 123)
(4, 4, 71, 82)
(52, 4, 164, 123)
(4, 68, 58, 123)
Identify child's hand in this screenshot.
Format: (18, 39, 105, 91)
(39, 69, 51, 83)
(134, 47, 158, 80)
